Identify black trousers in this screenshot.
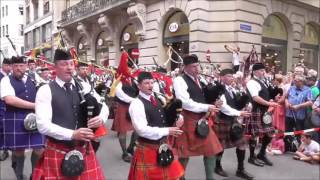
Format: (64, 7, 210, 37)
(284, 117, 304, 152)
(233, 65, 240, 72)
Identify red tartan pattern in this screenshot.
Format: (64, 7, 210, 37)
(244, 108, 275, 136)
(32, 140, 105, 180)
(111, 102, 134, 133)
(172, 110, 223, 158)
(128, 141, 184, 180)
(213, 118, 246, 149)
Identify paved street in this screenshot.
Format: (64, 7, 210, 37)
(0, 119, 319, 180)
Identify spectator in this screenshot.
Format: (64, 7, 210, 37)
(224, 45, 241, 72)
(293, 133, 320, 163)
(267, 136, 285, 155)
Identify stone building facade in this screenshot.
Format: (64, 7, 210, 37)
(56, 0, 319, 72)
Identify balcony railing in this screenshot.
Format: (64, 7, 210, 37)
(60, 0, 131, 26)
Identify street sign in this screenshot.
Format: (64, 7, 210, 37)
(240, 23, 252, 32)
(131, 48, 140, 59)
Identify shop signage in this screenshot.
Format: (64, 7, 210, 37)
(169, 22, 179, 32)
(131, 48, 140, 59)
(123, 33, 131, 42)
(240, 24, 252, 32)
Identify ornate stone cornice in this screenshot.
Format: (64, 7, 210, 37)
(97, 14, 114, 46)
(127, 2, 147, 41)
(76, 22, 91, 40)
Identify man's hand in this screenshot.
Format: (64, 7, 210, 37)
(240, 111, 251, 117)
(291, 105, 299, 111)
(215, 99, 223, 108)
(72, 128, 95, 141)
(87, 116, 103, 129)
(208, 105, 220, 113)
(268, 102, 278, 107)
(175, 114, 184, 128)
(168, 127, 183, 137)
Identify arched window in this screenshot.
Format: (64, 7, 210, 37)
(262, 15, 288, 73)
(95, 31, 109, 66)
(77, 36, 91, 62)
(300, 23, 319, 69)
(120, 24, 139, 62)
(163, 11, 189, 70)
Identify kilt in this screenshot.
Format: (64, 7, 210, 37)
(111, 102, 134, 133)
(213, 117, 246, 149)
(2, 111, 44, 150)
(128, 141, 184, 180)
(32, 139, 105, 180)
(0, 101, 5, 149)
(244, 108, 275, 136)
(172, 110, 223, 158)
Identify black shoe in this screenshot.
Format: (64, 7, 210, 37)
(236, 169, 254, 180)
(257, 154, 273, 166)
(122, 153, 132, 163)
(215, 167, 228, 177)
(127, 147, 134, 156)
(0, 150, 9, 161)
(248, 157, 264, 167)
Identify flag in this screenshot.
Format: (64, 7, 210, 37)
(69, 47, 79, 66)
(116, 51, 132, 84)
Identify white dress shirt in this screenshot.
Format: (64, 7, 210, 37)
(220, 85, 241, 116)
(115, 82, 135, 103)
(35, 77, 109, 141)
(129, 91, 169, 140)
(246, 77, 262, 97)
(173, 74, 209, 113)
(1, 75, 28, 99)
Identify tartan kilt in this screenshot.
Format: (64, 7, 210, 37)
(111, 102, 134, 133)
(172, 110, 223, 158)
(244, 108, 275, 136)
(213, 117, 246, 149)
(128, 141, 184, 180)
(2, 111, 45, 150)
(32, 139, 105, 180)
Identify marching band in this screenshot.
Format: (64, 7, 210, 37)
(0, 42, 319, 180)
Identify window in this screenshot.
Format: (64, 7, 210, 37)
(33, 28, 40, 47)
(2, 7, 4, 17)
(42, 23, 52, 43)
(19, 24, 24, 36)
(66, 0, 70, 9)
(26, 6, 30, 24)
(0, 27, 1, 37)
(2, 26, 4, 37)
(5, 5, 8, 16)
(6, 25, 8, 36)
(21, 46, 24, 55)
(33, 1, 38, 20)
(43, 1, 49, 14)
(19, 5, 24, 15)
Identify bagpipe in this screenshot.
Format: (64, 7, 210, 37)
(57, 28, 108, 140)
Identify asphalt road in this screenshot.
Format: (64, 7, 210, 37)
(0, 119, 319, 180)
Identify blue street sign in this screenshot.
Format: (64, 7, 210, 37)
(240, 24, 252, 32)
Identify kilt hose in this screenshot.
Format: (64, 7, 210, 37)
(32, 139, 105, 180)
(213, 117, 246, 149)
(172, 110, 223, 158)
(128, 141, 184, 180)
(111, 102, 134, 134)
(244, 108, 275, 137)
(2, 111, 44, 150)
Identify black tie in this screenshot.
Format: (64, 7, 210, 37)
(64, 82, 72, 93)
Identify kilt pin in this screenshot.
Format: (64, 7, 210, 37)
(32, 139, 105, 180)
(173, 110, 223, 158)
(128, 141, 184, 180)
(111, 101, 134, 133)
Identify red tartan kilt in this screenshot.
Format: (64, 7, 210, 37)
(32, 139, 105, 180)
(172, 110, 223, 158)
(213, 118, 246, 149)
(111, 102, 134, 133)
(128, 141, 184, 180)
